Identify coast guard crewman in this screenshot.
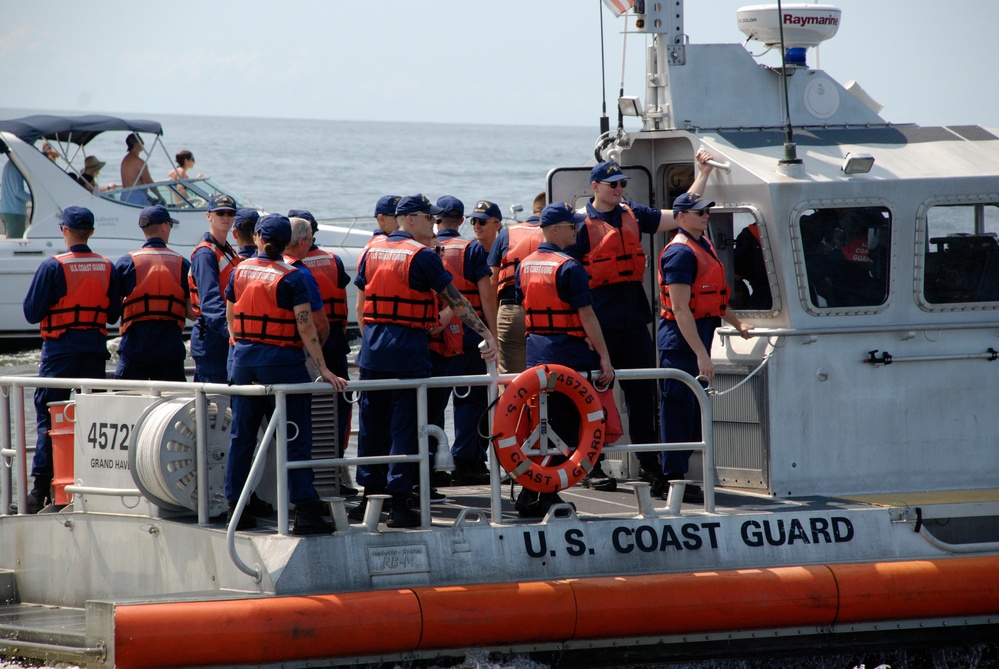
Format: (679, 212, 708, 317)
(189, 194, 241, 382)
(225, 214, 348, 535)
(658, 191, 752, 502)
(288, 208, 356, 495)
(435, 196, 497, 485)
(232, 208, 259, 260)
(488, 192, 546, 374)
(114, 205, 193, 381)
(370, 195, 401, 243)
(22, 206, 121, 513)
(514, 201, 613, 517)
(350, 194, 497, 528)
(573, 152, 717, 492)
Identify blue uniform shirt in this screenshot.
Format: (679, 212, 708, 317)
(516, 242, 596, 371)
(190, 232, 237, 359)
(115, 238, 191, 362)
(23, 243, 121, 361)
(354, 230, 453, 374)
(438, 228, 491, 348)
(657, 229, 722, 353)
(570, 199, 662, 329)
(226, 252, 312, 368)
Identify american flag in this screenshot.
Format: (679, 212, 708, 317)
(602, 0, 634, 17)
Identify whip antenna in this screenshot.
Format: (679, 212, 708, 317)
(598, 0, 610, 135)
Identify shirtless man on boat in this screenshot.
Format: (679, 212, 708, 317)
(120, 133, 153, 203)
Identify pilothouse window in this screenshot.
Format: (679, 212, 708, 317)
(923, 204, 999, 304)
(799, 206, 891, 309)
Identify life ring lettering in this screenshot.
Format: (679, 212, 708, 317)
(492, 364, 605, 493)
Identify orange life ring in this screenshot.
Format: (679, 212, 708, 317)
(492, 364, 605, 493)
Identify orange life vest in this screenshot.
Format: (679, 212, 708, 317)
(428, 295, 464, 357)
(361, 237, 436, 329)
(438, 236, 483, 319)
(582, 203, 646, 288)
(189, 238, 240, 317)
(299, 247, 349, 325)
(40, 251, 112, 339)
(230, 258, 302, 347)
(496, 223, 545, 295)
(659, 232, 729, 320)
(520, 251, 586, 337)
(120, 247, 187, 334)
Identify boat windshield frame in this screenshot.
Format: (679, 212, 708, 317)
(100, 177, 254, 212)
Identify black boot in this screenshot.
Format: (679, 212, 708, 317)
(245, 492, 275, 518)
(515, 488, 542, 518)
(346, 495, 367, 521)
(386, 494, 420, 529)
(226, 500, 257, 531)
(292, 500, 334, 536)
(26, 477, 51, 515)
(580, 461, 617, 492)
(451, 458, 490, 486)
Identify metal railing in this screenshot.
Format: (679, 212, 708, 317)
(1, 366, 715, 578)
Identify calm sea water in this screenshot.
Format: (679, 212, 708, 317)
(3, 111, 998, 669)
(2, 107, 597, 221)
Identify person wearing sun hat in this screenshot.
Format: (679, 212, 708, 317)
(350, 194, 497, 528)
(114, 205, 191, 381)
(80, 155, 114, 193)
(657, 190, 752, 504)
(22, 206, 121, 513)
(189, 193, 241, 383)
(572, 150, 719, 493)
(224, 213, 348, 535)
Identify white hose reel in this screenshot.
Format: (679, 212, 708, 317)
(129, 394, 232, 517)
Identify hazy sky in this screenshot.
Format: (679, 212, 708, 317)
(3, 1, 998, 129)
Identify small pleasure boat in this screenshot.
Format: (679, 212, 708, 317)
(0, 114, 370, 338)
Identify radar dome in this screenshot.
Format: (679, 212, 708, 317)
(737, 4, 841, 48)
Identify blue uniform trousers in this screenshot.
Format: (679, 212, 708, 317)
(356, 367, 426, 495)
(114, 356, 186, 382)
(225, 363, 318, 506)
(451, 348, 488, 464)
(658, 349, 701, 476)
(32, 354, 106, 480)
(428, 352, 464, 458)
(327, 352, 352, 455)
(603, 326, 659, 470)
(192, 321, 228, 383)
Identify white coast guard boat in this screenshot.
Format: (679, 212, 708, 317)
(0, 114, 370, 339)
(2, 3, 999, 667)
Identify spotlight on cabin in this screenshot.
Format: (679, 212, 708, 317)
(619, 96, 643, 117)
(841, 152, 875, 174)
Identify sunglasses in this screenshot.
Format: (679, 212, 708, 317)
(601, 181, 627, 189)
(684, 209, 709, 217)
(213, 210, 236, 218)
(471, 219, 495, 226)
